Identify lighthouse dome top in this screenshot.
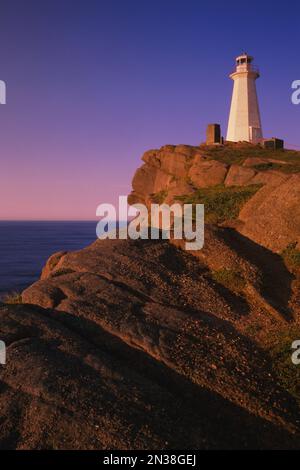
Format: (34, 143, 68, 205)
(236, 53, 253, 65)
(231, 53, 259, 78)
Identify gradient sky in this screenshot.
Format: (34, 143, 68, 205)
(0, 0, 299, 220)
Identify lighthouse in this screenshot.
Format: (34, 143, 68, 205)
(226, 53, 263, 144)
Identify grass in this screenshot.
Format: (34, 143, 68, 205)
(3, 291, 22, 304)
(253, 162, 300, 174)
(152, 190, 168, 204)
(201, 143, 300, 167)
(176, 184, 261, 224)
(281, 243, 300, 271)
(211, 268, 246, 293)
(244, 322, 262, 337)
(202, 145, 258, 165)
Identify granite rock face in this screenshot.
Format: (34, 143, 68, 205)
(0, 235, 296, 449)
(239, 174, 300, 252)
(2, 143, 300, 450)
(224, 165, 256, 186)
(189, 160, 228, 187)
(129, 143, 300, 252)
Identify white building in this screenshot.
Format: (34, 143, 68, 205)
(226, 53, 263, 144)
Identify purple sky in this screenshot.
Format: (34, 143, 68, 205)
(1, 0, 299, 220)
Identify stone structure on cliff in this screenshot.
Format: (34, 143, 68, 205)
(206, 124, 222, 145)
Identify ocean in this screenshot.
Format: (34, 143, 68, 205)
(0, 221, 97, 298)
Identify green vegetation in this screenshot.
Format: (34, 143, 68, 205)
(244, 322, 262, 337)
(201, 143, 300, 167)
(281, 243, 300, 270)
(177, 184, 261, 224)
(211, 268, 246, 293)
(202, 144, 258, 165)
(260, 149, 300, 163)
(3, 291, 22, 304)
(268, 327, 300, 404)
(253, 162, 300, 174)
(152, 189, 168, 204)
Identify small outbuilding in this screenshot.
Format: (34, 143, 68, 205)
(262, 138, 284, 150)
(206, 124, 222, 145)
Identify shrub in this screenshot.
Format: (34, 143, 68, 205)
(152, 190, 168, 204)
(211, 268, 246, 293)
(201, 143, 300, 166)
(281, 243, 300, 270)
(177, 184, 261, 223)
(3, 291, 22, 304)
(254, 162, 300, 174)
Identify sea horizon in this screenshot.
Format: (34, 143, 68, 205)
(0, 220, 99, 298)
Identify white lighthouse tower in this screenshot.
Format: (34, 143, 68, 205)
(226, 53, 263, 144)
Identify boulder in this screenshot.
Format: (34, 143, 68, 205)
(225, 165, 256, 186)
(238, 174, 300, 252)
(189, 160, 228, 187)
(243, 157, 269, 167)
(131, 165, 156, 195)
(174, 144, 197, 157)
(251, 170, 289, 187)
(41, 251, 67, 279)
(20, 238, 297, 427)
(165, 179, 195, 204)
(131, 165, 172, 197)
(142, 149, 160, 167)
(156, 151, 191, 178)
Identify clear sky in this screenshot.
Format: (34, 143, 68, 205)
(0, 0, 299, 220)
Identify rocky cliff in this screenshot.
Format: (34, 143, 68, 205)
(129, 142, 300, 252)
(1, 142, 300, 449)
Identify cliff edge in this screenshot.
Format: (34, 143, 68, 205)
(129, 142, 300, 252)
(1, 143, 300, 449)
